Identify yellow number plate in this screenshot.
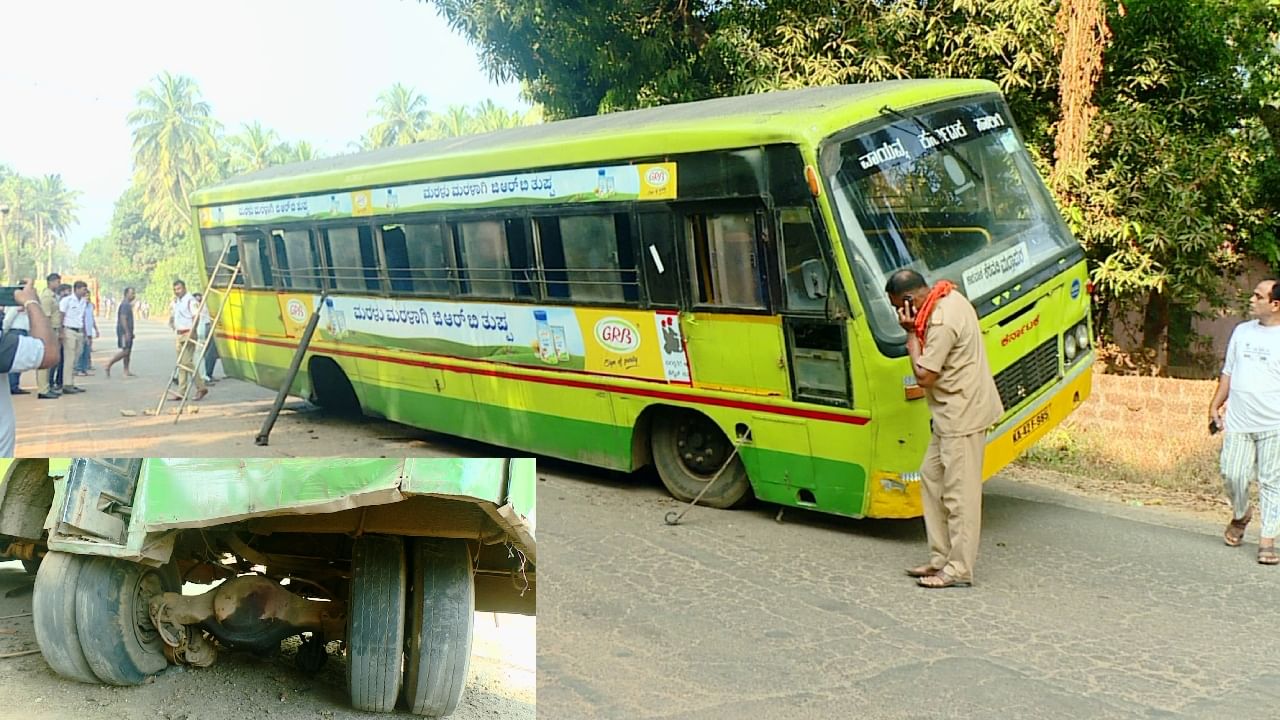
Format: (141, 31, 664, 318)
(1012, 408, 1051, 446)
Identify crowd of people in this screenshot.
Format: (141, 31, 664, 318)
(0, 274, 221, 456)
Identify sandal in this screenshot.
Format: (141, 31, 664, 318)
(917, 571, 972, 589)
(905, 564, 941, 578)
(1260, 546, 1280, 565)
(1225, 507, 1253, 547)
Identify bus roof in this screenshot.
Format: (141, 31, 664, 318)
(192, 78, 997, 206)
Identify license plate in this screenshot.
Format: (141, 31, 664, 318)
(1012, 408, 1051, 445)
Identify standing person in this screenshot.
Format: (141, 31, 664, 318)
(192, 292, 220, 383)
(1209, 279, 1280, 564)
(885, 269, 1004, 589)
(4, 281, 31, 395)
(36, 273, 62, 399)
(105, 287, 136, 378)
(57, 281, 89, 394)
(0, 280, 60, 456)
(169, 279, 207, 401)
(75, 298, 98, 376)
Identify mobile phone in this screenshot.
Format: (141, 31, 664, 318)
(0, 286, 22, 307)
(1209, 418, 1222, 435)
(903, 296, 916, 315)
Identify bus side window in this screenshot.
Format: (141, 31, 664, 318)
(323, 226, 380, 292)
(456, 220, 513, 298)
(687, 212, 765, 309)
(272, 229, 320, 290)
(778, 208, 826, 313)
(505, 218, 534, 299)
(638, 212, 680, 307)
(538, 213, 634, 304)
(202, 232, 242, 286)
(238, 232, 273, 288)
(383, 222, 452, 296)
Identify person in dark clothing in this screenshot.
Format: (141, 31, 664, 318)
(104, 287, 136, 378)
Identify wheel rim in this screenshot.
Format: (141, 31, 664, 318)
(131, 571, 164, 650)
(674, 414, 731, 477)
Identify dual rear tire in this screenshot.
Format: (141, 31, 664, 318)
(33, 552, 179, 686)
(347, 536, 475, 716)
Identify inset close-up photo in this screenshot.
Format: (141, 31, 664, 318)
(0, 457, 535, 719)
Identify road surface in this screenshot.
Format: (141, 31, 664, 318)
(0, 560, 534, 720)
(12, 319, 472, 457)
(537, 462, 1280, 720)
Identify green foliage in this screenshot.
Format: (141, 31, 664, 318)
(362, 86, 537, 149)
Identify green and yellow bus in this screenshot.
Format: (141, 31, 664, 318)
(190, 79, 1093, 519)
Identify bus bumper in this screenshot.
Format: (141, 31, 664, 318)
(865, 355, 1093, 519)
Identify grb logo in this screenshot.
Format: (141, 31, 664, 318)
(645, 166, 670, 188)
(287, 299, 308, 324)
(594, 317, 640, 353)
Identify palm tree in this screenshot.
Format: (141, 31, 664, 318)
(27, 174, 79, 278)
(428, 104, 476, 139)
(127, 72, 222, 241)
(472, 99, 524, 134)
(368, 83, 431, 148)
(227, 121, 287, 174)
(283, 140, 323, 163)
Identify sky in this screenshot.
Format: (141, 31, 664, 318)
(0, 0, 526, 253)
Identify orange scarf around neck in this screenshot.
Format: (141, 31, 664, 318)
(913, 280, 955, 348)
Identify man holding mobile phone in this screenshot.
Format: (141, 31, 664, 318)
(1208, 279, 1280, 564)
(0, 280, 59, 455)
(886, 269, 1003, 589)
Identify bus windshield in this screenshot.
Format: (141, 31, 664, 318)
(821, 96, 1079, 345)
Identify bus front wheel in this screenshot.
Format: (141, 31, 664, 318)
(651, 410, 752, 509)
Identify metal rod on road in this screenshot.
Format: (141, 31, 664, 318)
(0, 649, 40, 659)
(663, 440, 744, 527)
(255, 293, 328, 446)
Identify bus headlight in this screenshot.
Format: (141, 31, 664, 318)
(1064, 334, 1078, 361)
(1074, 323, 1090, 351)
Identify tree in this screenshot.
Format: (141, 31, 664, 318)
(27, 174, 79, 279)
(127, 72, 222, 241)
(225, 121, 288, 174)
(368, 83, 432, 147)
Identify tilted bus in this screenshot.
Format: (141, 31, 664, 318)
(190, 80, 1092, 518)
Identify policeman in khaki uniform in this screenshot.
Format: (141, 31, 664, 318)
(36, 272, 62, 399)
(885, 269, 1004, 588)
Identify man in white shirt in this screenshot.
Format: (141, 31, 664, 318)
(0, 280, 60, 455)
(4, 286, 32, 395)
(169, 279, 207, 401)
(1210, 279, 1280, 564)
(57, 281, 90, 394)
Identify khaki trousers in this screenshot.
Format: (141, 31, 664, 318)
(61, 330, 84, 389)
(36, 326, 60, 391)
(920, 430, 987, 581)
(176, 333, 206, 394)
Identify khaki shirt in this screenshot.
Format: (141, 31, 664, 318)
(916, 291, 1004, 437)
(38, 287, 61, 330)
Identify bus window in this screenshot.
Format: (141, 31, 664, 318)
(638, 211, 680, 307)
(381, 223, 451, 296)
(201, 232, 241, 286)
(323, 226, 380, 292)
(687, 212, 765, 309)
(505, 218, 535, 299)
(778, 208, 826, 313)
(271, 229, 321, 290)
(537, 213, 634, 304)
(238, 232, 273, 288)
(457, 220, 513, 298)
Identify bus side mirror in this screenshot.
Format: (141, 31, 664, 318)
(802, 258, 828, 299)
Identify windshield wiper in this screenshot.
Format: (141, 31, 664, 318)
(879, 104, 984, 183)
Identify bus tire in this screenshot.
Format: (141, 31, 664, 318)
(347, 535, 406, 713)
(652, 409, 752, 509)
(33, 552, 98, 684)
(73, 556, 178, 686)
(402, 538, 474, 717)
(310, 357, 361, 415)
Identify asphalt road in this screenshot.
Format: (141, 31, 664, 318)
(11, 319, 473, 457)
(536, 463, 1280, 720)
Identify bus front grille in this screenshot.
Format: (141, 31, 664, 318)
(993, 338, 1059, 410)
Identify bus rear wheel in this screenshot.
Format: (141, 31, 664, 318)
(402, 538, 475, 717)
(73, 556, 179, 686)
(651, 410, 751, 509)
(347, 535, 407, 713)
